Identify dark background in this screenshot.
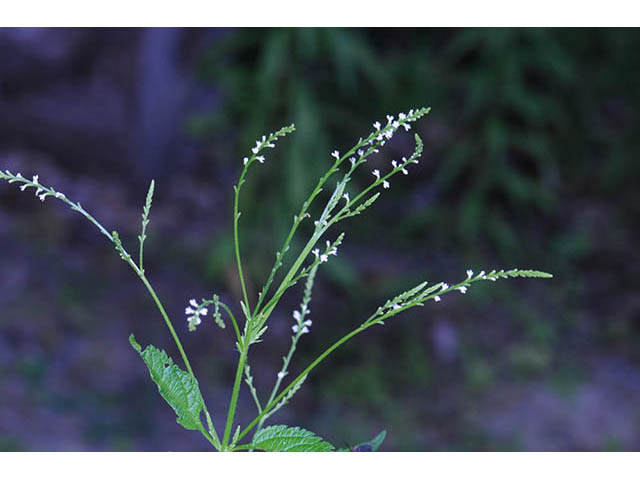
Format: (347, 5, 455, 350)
(0, 27, 639, 451)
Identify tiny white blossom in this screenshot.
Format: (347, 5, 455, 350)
(243, 157, 249, 165)
(401, 167, 408, 175)
(342, 193, 350, 203)
(441, 283, 449, 291)
(186, 299, 208, 331)
(382, 180, 390, 189)
(392, 303, 401, 310)
(434, 296, 441, 302)
(301, 326, 309, 334)
(320, 254, 328, 263)
(292, 325, 299, 333)
(20, 184, 28, 191)
(304, 319, 312, 327)
(277, 371, 286, 379)
(312, 248, 320, 260)
(458, 286, 468, 294)
(386, 115, 394, 123)
(32, 175, 39, 184)
(466, 269, 474, 279)
(357, 149, 364, 156)
(349, 157, 356, 167)
(392, 160, 398, 168)
(399, 113, 407, 120)
(479, 270, 486, 278)
(331, 150, 340, 160)
(372, 169, 380, 180)
(256, 156, 265, 163)
(293, 310, 301, 322)
(373, 121, 381, 130)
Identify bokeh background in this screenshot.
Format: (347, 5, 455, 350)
(0, 27, 639, 451)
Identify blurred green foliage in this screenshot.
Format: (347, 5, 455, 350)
(191, 28, 639, 276)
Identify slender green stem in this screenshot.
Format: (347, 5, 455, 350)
(233, 168, 251, 312)
(134, 267, 195, 376)
(222, 340, 248, 449)
(218, 302, 242, 344)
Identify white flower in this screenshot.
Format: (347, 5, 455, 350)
(399, 113, 407, 120)
(186, 299, 208, 331)
(292, 325, 299, 333)
(320, 254, 328, 263)
(349, 157, 356, 167)
(342, 193, 350, 203)
(392, 303, 401, 310)
(479, 270, 486, 278)
(332, 150, 340, 160)
(386, 115, 394, 123)
(372, 169, 380, 180)
(373, 121, 381, 130)
(277, 371, 286, 379)
(243, 157, 249, 165)
(466, 269, 474, 279)
(382, 180, 390, 189)
(357, 149, 364, 156)
(434, 296, 441, 302)
(256, 156, 265, 163)
(20, 184, 28, 191)
(304, 319, 312, 327)
(441, 283, 449, 291)
(458, 286, 468, 294)
(392, 160, 398, 169)
(293, 310, 301, 322)
(312, 248, 320, 260)
(301, 326, 309, 334)
(32, 175, 39, 184)
(401, 167, 408, 175)
(55, 192, 65, 199)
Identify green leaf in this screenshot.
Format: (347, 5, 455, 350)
(338, 430, 387, 452)
(129, 334, 205, 431)
(252, 425, 334, 452)
(355, 430, 387, 452)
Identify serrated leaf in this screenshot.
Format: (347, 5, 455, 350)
(129, 334, 205, 431)
(252, 425, 334, 452)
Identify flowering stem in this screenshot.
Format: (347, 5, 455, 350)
(0, 171, 222, 448)
(233, 165, 251, 313)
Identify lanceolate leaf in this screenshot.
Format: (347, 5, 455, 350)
(129, 334, 205, 431)
(252, 425, 335, 452)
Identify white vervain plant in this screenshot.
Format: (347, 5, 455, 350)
(0, 107, 552, 451)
